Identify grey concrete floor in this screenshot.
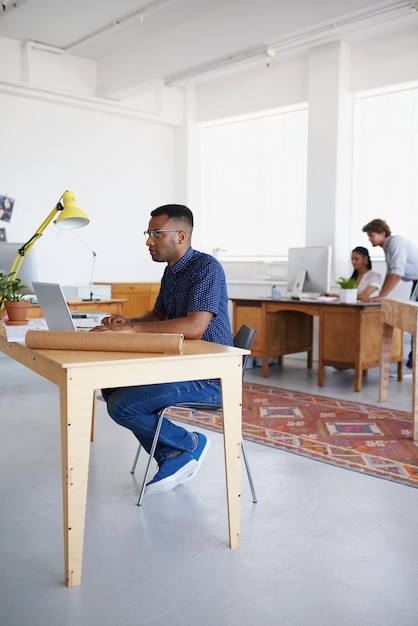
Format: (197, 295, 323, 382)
(1, 353, 417, 626)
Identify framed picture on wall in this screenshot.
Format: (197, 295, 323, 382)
(0, 228, 6, 242)
(0, 196, 15, 223)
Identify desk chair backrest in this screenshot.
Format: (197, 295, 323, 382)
(410, 281, 418, 302)
(233, 324, 257, 375)
(175, 324, 257, 412)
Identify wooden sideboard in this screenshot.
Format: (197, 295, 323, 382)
(231, 297, 404, 392)
(96, 283, 160, 319)
(27, 283, 159, 319)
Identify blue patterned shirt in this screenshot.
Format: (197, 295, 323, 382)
(154, 247, 233, 346)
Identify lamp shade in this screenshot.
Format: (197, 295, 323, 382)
(54, 190, 90, 229)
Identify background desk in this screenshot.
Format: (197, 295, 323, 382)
(28, 298, 127, 318)
(0, 333, 246, 586)
(231, 297, 403, 391)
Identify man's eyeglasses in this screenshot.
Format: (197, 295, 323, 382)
(143, 229, 181, 239)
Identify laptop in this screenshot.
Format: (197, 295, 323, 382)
(32, 281, 107, 331)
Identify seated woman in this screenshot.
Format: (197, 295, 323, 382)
(325, 246, 382, 300)
(350, 246, 382, 300)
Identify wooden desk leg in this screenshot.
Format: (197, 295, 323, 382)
(353, 367, 362, 392)
(262, 358, 269, 378)
(413, 333, 418, 442)
(317, 315, 324, 386)
(220, 367, 243, 549)
(59, 375, 94, 587)
(90, 390, 96, 442)
(397, 360, 403, 382)
(317, 360, 324, 386)
(379, 322, 393, 403)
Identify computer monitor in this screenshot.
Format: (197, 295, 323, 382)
(287, 246, 332, 295)
(0, 242, 39, 294)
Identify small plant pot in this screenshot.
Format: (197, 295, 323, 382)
(339, 289, 358, 304)
(4, 300, 30, 325)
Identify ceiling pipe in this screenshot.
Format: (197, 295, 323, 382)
(165, 1, 417, 86)
(66, 0, 180, 52)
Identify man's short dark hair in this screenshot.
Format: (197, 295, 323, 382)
(362, 219, 391, 237)
(151, 204, 194, 229)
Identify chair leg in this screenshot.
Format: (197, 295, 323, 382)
(241, 438, 258, 503)
(131, 406, 192, 475)
(131, 404, 258, 505)
(130, 444, 141, 474)
(136, 407, 167, 506)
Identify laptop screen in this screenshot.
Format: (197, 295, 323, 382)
(32, 282, 105, 331)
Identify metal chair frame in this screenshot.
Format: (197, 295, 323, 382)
(131, 324, 258, 506)
(410, 280, 418, 302)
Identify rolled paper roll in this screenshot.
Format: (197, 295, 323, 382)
(25, 330, 184, 354)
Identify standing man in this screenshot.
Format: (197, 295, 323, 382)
(92, 204, 233, 494)
(362, 218, 418, 367)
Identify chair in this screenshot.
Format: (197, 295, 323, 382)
(131, 324, 258, 506)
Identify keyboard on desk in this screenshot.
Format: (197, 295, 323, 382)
(291, 293, 321, 301)
(69, 312, 107, 331)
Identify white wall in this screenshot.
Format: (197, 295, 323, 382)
(0, 38, 192, 288)
(0, 90, 177, 286)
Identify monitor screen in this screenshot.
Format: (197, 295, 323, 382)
(0, 242, 39, 294)
(287, 246, 332, 295)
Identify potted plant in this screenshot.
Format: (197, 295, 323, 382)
(337, 276, 358, 304)
(0, 271, 30, 325)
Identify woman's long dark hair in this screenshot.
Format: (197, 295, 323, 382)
(350, 246, 372, 279)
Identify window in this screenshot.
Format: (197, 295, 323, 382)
(351, 84, 418, 258)
(200, 106, 308, 258)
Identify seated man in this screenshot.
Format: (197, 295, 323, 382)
(92, 204, 233, 494)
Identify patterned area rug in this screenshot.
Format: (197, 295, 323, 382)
(168, 382, 418, 488)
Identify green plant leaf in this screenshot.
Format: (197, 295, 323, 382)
(0, 271, 28, 303)
(336, 276, 357, 289)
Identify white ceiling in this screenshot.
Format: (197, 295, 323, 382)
(0, 0, 416, 95)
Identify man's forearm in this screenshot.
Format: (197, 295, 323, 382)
(129, 310, 213, 339)
(380, 273, 401, 297)
(130, 309, 163, 323)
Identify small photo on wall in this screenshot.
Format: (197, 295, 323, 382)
(0, 228, 6, 242)
(0, 196, 15, 223)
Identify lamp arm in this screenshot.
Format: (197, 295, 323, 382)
(8, 202, 63, 280)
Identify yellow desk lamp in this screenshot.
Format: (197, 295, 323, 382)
(8, 189, 89, 278)
(2, 190, 89, 308)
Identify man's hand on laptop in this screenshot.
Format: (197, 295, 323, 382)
(101, 314, 130, 325)
(90, 314, 133, 332)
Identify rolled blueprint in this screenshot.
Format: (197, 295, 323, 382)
(25, 331, 184, 354)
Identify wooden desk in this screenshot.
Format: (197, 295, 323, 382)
(379, 298, 418, 440)
(232, 297, 403, 392)
(0, 332, 247, 586)
(28, 298, 127, 318)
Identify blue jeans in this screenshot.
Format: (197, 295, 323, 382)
(102, 380, 221, 463)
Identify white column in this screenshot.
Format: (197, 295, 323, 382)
(305, 41, 353, 282)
